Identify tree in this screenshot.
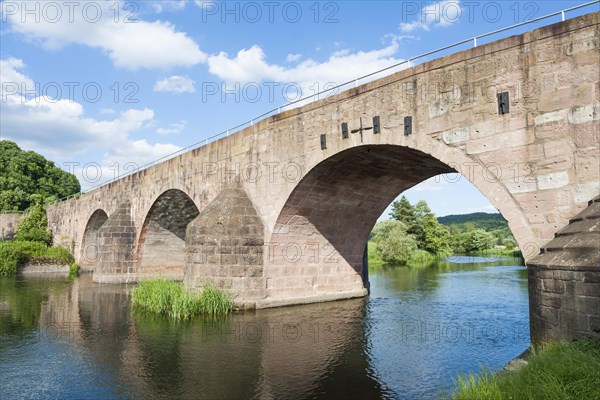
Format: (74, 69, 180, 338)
(390, 196, 416, 227)
(462, 229, 495, 253)
(503, 238, 516, 250)
(422, 213, 453, 258)
(0, 140, 80, 211)
(387, 197, 455, 257)
(14, 200, 53, 246)
(374, 220, 418, 264)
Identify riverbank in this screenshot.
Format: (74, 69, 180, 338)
(0, 241, 74, 275)
(448, 340, 600, 399)
(367, 241, 522, 268)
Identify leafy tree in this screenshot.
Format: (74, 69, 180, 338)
(14, 201, 53, 245)
(390, 196, 416, 227)
(388, 197, 453, 257)
(374, 220, 418, 264)
(422, 213, 453, 258)
(503, 238, 516, 250)
(0, 140, 80, 211)
(461, 229, 495, 253)
(371, 219, 402, 242)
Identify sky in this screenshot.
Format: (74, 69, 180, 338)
(1, 0, 597, 217)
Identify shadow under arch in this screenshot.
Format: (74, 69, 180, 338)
(136, 189, 199, 278)
(80, 209, 109, 271)
(266, 144, 522, 298)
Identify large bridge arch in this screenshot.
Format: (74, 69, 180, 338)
(135, 189, 200, 280)
(263, 143, 533, 304)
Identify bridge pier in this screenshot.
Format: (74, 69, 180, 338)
(528, 195, 600, 343)
(94, 202, 137, 283)
(184, 183, 266, 306)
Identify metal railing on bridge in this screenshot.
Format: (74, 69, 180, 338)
(54, 0, 600, 204)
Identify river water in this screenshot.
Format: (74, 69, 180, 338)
(0, 256, 529, 399)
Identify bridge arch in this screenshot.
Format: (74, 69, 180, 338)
(136, 189, 200, 278)
(265, 144, 531, 300)
(80, 209, 109, 271)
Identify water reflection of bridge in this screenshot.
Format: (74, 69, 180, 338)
(33, 274, 385, 398)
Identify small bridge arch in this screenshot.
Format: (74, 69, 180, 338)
(80, 209, 109, 271)
(136, 189, 200, 279)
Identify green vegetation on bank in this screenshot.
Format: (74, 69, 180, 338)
(0, 199, 74, 275)
(438, 212, 516, 252)
(69, 263, 80, 277)
(0, 140, 80, 211)
(448, 340, 600, 400)
(370, 196, 520, 267)
(13, 202, 52, 245)
(0, 241, 74, 275)
(131, 279, 233, 319)
(371, 197, 453, 266)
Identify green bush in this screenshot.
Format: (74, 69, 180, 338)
(449, 340, 600, 399)
(131, 279, 232, 319)
(0, 241, 74, 275)
(14, 203, 52, 245)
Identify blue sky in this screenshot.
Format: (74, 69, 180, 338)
(1, 0, 597, 217)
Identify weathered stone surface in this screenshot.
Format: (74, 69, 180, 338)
(184, 183, 265, 302)
(0, 213, 22, 241)
(17, 263, 69, 276)
(95, 202, 137, 283)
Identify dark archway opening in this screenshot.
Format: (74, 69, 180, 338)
(137, 189, 200, 276)
(80, 209, 109, 271)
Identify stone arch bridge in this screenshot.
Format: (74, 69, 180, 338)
(46, 13, 600, 342)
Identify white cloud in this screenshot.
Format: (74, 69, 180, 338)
(4, 1, 206, 70)
(1, 58, 181, 189)
(156, 121, 187, 135)
(399, 0, 461, 32)
(152, 0, 187, 13)
(286, 53, 302, 63)
(207, 39, 406, 103)
(153, 75, 196, 94)
(0, 58, 34, 95)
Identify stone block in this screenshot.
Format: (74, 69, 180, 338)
(537, 171, 570, 190)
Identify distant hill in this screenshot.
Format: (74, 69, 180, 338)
(437, 212, 508, 231)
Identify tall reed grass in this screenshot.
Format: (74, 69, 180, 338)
(131, 279, 232, 319)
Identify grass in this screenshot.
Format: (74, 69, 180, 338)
(69, 263, 80, 277)
(131, 279, 232, 319)
(0, 240, 74, 275)
(448, 340, 600, 400)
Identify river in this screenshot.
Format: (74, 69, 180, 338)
(0, 256, 529, 399)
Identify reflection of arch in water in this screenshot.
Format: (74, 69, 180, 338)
(80, 209, 109, 271)
(136, 189, 199, 277)
(119, 296, 381, 399)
